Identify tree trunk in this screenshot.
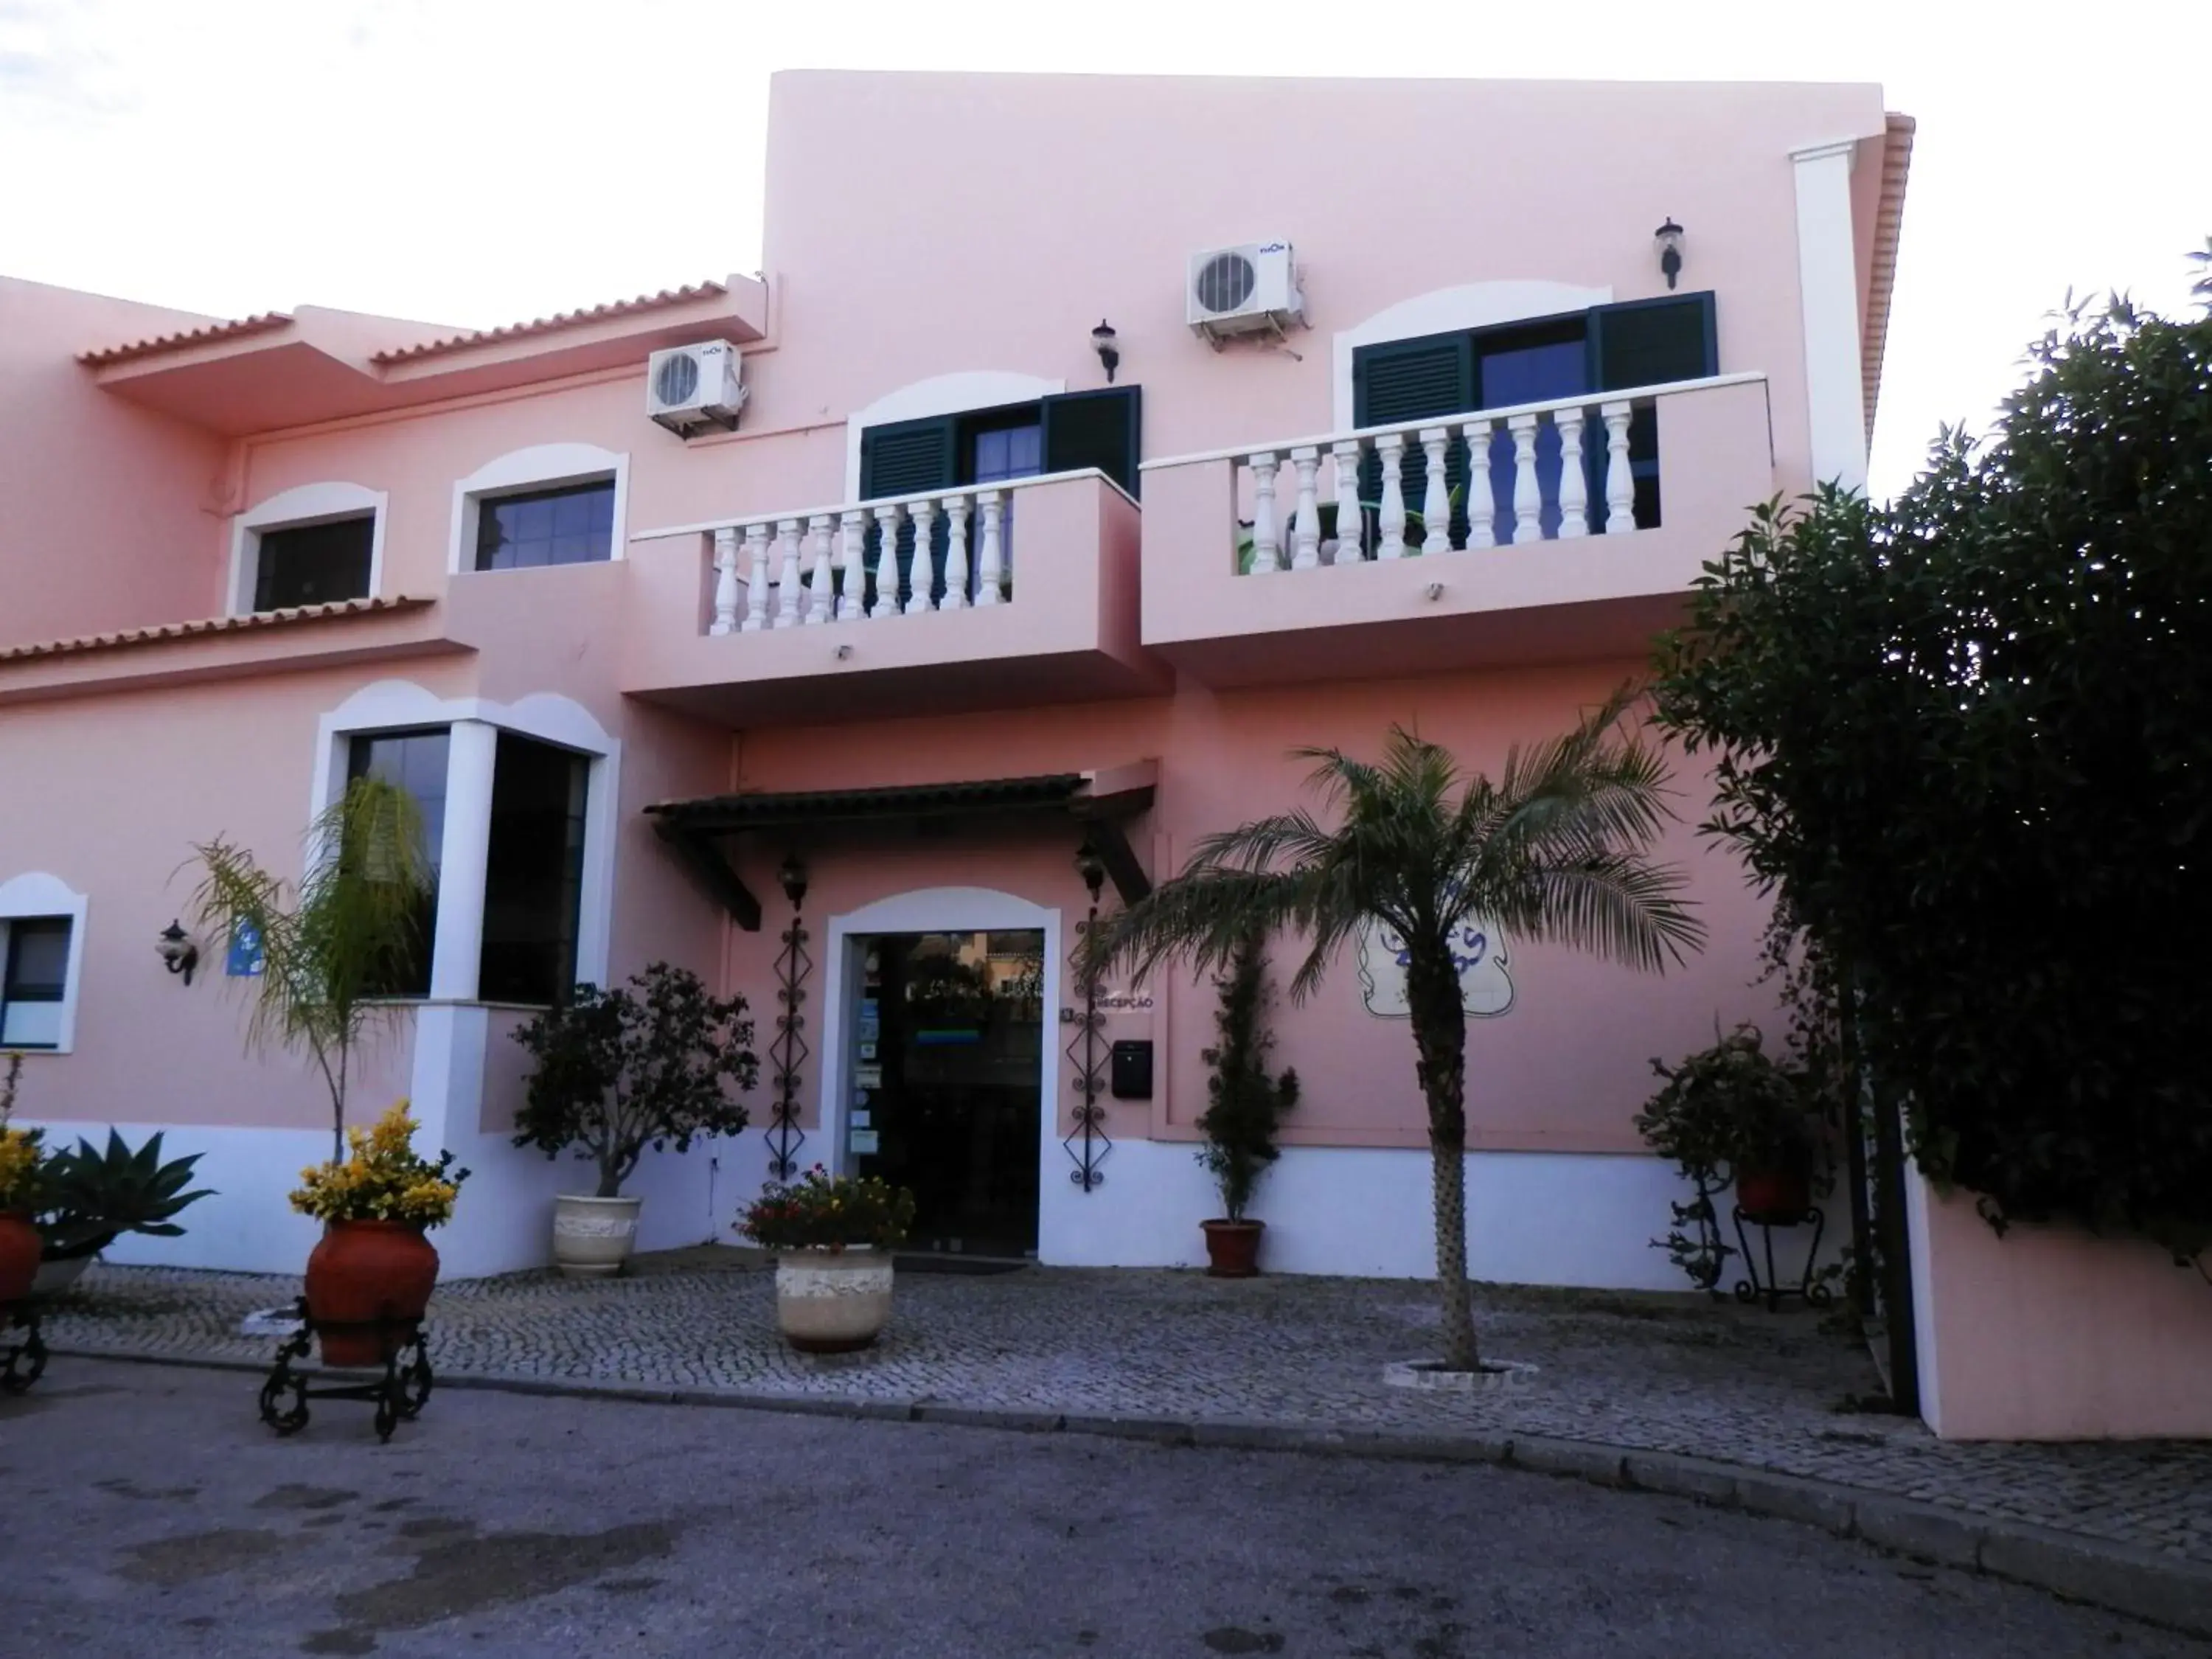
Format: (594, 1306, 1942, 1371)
(1405, 941, 1478, 1371)
(332, 1039, 349, 1162)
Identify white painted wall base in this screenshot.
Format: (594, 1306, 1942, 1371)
(1043, 1141, 1846, 1291)
(32, 1116, 1841, 1295)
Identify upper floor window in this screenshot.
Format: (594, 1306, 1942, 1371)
(229, 481, 387, 617)
(859, 386, 1141, 501)
(1, 917, 72, 1049)
(474, 480, 619, 571)
(256, 516, 375, 611)
(1351, 291, 1717, 537)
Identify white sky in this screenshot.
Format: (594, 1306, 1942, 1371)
(2, 0, 2205, 498)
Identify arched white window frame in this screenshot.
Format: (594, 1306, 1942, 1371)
(814, 886, 1062, 1173)
(448, 442, 630, 575)
(843, 371, 1066, 499)
(226, 481, 389, 617)
(1330, 280, 1616, 432)
(310, 681, 621, 998)
(0, 871, 91, 1054)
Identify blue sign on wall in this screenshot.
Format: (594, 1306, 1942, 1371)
(226, 918, 265, 977)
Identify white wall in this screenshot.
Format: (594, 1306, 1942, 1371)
(1042, 1141, 1847, 1291)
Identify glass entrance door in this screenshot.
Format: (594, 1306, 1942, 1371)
(846, 931, 1045, 1256)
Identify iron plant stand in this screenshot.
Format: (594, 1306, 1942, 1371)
(1, 1298, 46, 1393)
(1732, 1206, 1833, 1312)
(766, 890, 813, 1181)
(256, 1298, 434, 1442)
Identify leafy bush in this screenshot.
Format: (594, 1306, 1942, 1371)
(1196, 933, 1299, 1222)
(291, 1100, 467, 1228)
(511, 964, 758, 1200)
(1652, 288, 2212, 1262)
(736, 1165, 915, 1252)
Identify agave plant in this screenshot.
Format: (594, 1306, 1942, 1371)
(38, 1130, 214, 1261)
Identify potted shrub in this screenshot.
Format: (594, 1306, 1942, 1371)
(33, 1129, 213, 1296)
(1636, 1024, 1825, 1286)
(737, 1164, 916, 1352)
(512, 964, 758, 1278)
(0, 1054, 43, 1306)
(1194, 934, 1299, 1277)
(290, 1099, 467, 1366)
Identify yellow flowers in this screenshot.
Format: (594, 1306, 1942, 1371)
(290, 1100, 468, 1230)
(0, 1126, 41, 1212)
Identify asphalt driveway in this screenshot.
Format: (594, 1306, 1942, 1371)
(3, 1358, 2202, 1658)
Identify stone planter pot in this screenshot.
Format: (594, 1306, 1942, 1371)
(774, 1246, 893, 1354)
(1200, 1218, 1265, 1279)
(552, 1194, 643, 1279)
(305, 1220, 439, 1367)
(32, 1253, 94, 1298)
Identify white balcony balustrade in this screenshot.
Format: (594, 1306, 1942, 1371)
(1217, 379, 1769, 575)
(699, 476, 1048, 637)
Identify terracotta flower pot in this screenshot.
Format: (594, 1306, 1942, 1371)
(0, 1213, 39, 1305)
(1736, 1166, 1812, 1221)
(1201, 1218, 1265, 1279)
(305, 1220, 439, 1366)
(774, 1246, 894, 1353)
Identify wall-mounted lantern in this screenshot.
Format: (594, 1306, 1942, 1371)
(777, 854, 808, 909)
(156, 919, 200, 986)
(1073, 841, 1106, 902)
(1655, 218, 1685, 291)
(1091, 319, 1121, 384)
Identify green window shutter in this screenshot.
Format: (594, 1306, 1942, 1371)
(1040, 386, 1141, 498)
(1587, 291, 1717, 391)
(1585, 292, 1716, 531)
(1351, 334, 1475, 556)
(1352, 331, 1475, 427)
(858, 415, 958, 500)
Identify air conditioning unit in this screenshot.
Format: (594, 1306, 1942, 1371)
(646, 340, 747, 437)
(1186, 241, 1304, 345)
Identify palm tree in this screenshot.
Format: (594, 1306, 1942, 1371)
(187, 775, 434, 1160)
(1088, 689, 1705, 1371)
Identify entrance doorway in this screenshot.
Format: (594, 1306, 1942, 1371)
(846, 930, 1045, 1257)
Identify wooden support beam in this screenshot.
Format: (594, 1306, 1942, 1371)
(1084, 818, 1151, 907)
(653, 821, 761, 932)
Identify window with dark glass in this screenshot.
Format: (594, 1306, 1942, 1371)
(477, 734, 588, 1006)
(474, 480, 617, 571)
(0, 917, 72, 1049)
(254, 516, 375, 611)
(347, 728, 451, 998)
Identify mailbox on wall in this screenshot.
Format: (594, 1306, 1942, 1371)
(1110, 1040, 1153, 1100)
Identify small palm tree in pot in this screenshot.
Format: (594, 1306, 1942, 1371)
(1194, 931, 1299, 1276)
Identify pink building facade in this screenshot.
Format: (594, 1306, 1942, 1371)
(4, 72, 2201, 1438)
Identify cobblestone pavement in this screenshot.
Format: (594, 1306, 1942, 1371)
(39, 1253, 2212, 1569)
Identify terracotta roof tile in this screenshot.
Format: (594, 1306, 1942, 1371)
(1863, 113, 1915, 445)
(0, 596, 431, 664)
(371, 281, 731, 364)
(77, 311, 295, 367)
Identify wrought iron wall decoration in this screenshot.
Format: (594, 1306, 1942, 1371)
(767, 856, 812, 1182)
(1062, 846, 1111, 1191)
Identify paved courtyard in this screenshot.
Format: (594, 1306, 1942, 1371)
(8, 1357, 2204, 1658)
(37, 1252, 2212, 1571)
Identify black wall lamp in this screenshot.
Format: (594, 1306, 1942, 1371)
(1091, 319, 1120, 383)
(1073, 841, 1106, 902)
(156, 919, 199, 986)
(1655, 218, 1685, 290)
(777, 853, 808, 908)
